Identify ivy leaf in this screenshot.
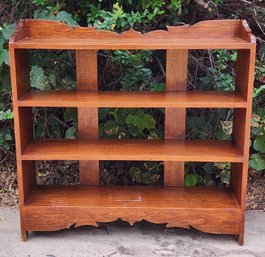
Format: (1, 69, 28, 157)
(103, 120, 118, 135)
(249, 154, 265, 171)
(129, 125, 140, 136)
(0, 48, 9, 66)
(5, 134, 12, 141)
(56, 11, 78, 26)
(253, 134, 265, 153)
(30, 66, 47, 89)
(0, 34, 5, 48)
(0, 110, 13, 120)
(65, 126, 76, 139)
(184, 174, 197, 187)
(141, 172, 152, 184)
(2, 23, 16, 40)
(129, 166, 141, 183)
(143, 114, 156, 129)
(253, 85, 265, 98)
(125, 114, 136, 125)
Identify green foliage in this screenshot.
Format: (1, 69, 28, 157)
(129, 162, 160, 184)
(254, 134, 265, 153)
(184, 173, 201, 186)
(2, 23, 16, 40)
(87, 2, 166, 31)
(0, 0, 265, 187)
(200, 50, 236, 91)
(249, 154, 265, 171)
(99, 108, 160, 139)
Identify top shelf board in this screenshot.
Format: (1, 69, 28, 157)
(9, 19, 255, 50)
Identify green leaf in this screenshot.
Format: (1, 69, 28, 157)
(253, 85, 265, 98)
(249, 154, 265, 171)
(128, 125, 141, 136)
(0, 34, 5, 48)
(253, 134, 265, 153)
(141, 172, 152, 184)
(65, 126, 76, 139)
(125, 114, 135, 125)
(143, 114, 156, 129)
(2, 23, 16, 40)
(103, 120, 118, 135)
(129, 166, 141, 183)
(184, 174, 198, 187)
(0, 48, 9, 66)
(56, 11, 78, 26)
(30, 66, 47, 89)
(189, 175, 197, 186)
(0, 110, 13, 120)
(5, 134, 12, 141)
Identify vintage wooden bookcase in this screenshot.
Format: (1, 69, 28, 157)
(9, 19, 256, 244)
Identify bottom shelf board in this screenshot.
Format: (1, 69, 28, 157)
(22, 186, 241, 234)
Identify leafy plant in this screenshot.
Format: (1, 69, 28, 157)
(0, 0, 265, 190)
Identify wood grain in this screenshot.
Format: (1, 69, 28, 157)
(165, 49, 188, 186)
(9, 47, 34, 241)
(231, 46, 256, 245)
(9, 19, 256, 244)
(21, 139, 243, 162)
(9, 20, 255, 50)
(21, 186, 241, 235)
(76, 50, 99, 185)
(18, 91, 247, 108)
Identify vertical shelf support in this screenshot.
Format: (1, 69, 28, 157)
(76, 50, 99, 185)
(9, 48, 35, 241)
(231, 47, 256, 245)
(164, 49, 188, 186)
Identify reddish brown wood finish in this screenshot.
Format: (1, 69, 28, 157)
(22, 186, 241, 234)
(231, 46, 256, 245)
(76, 50, 99, 185)
(9, 47, 34, 241)
(10, 19, 254, 49)
(9, 19, 256, 244)
(164, 49, 188, 186)
(17, 91, 247, 108)
(21, 139, 243, 162)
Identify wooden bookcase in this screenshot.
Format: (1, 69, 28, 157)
(9, 19, 256, 245)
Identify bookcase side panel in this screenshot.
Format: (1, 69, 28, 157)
(231, 46, 256, 245)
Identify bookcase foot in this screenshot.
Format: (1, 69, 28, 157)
(21, 230, 28, 242)
(236, 233, 244, 246)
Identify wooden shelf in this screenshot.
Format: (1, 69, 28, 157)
(18, 91, 247, 108)
(10, 19, 255, 50)
(21, 139, 243, 162)
(12, 37, 251, 50)
(25, 186, 239, 209)
(21, 186, 241, 233)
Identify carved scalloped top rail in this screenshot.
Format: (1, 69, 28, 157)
(10, 19, 255, 50)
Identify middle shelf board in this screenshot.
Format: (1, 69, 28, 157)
(21, 139, 243, 162)
(17, 91, 247, 108)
